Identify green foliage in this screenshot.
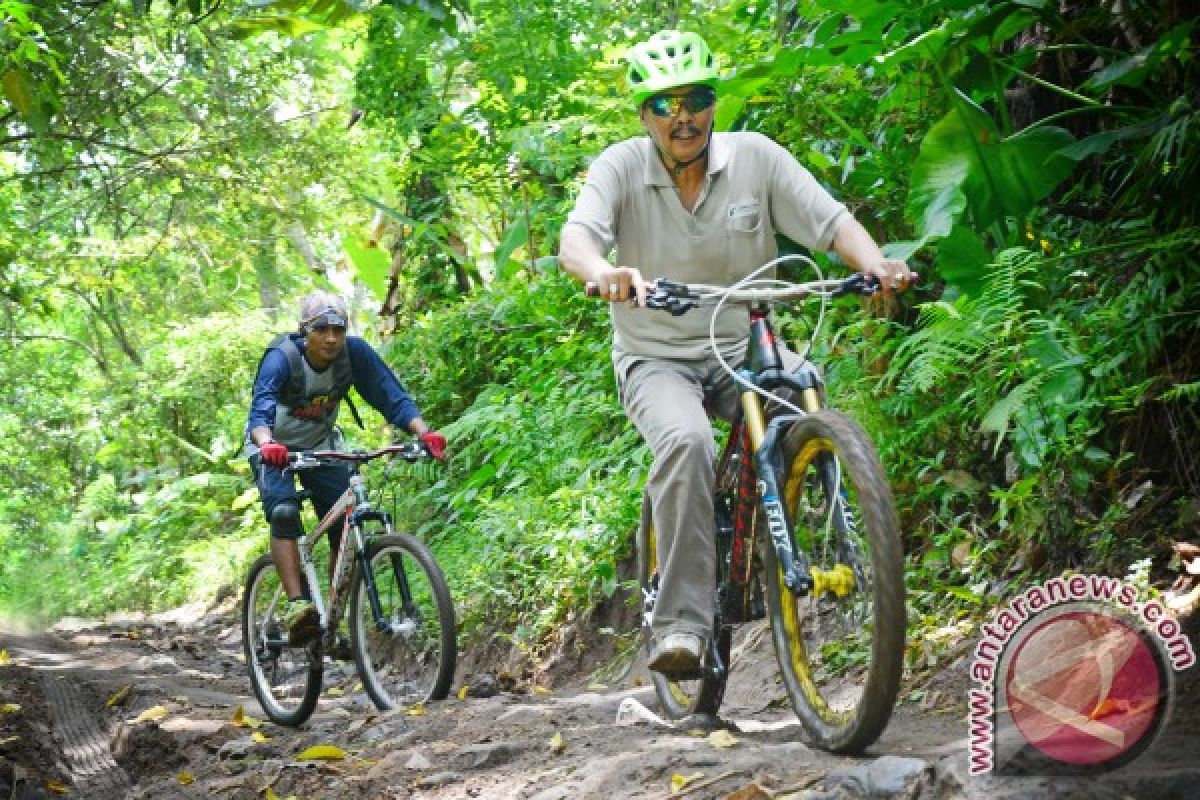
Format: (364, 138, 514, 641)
(2, 0, 1198, 666)
(378, 270, 646, 642)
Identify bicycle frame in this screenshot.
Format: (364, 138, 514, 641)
(720, 303, 853, 605)
(279, 459, 418, 650)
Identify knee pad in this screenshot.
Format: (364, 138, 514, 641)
(269, 501, 302, 540)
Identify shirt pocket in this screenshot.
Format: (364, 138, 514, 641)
(724, 197, 763, 235)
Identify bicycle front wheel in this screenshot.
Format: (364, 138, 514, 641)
(763, 410, 905, 753)
(349, 533, 456, 710)
(242, 553, 322, 726)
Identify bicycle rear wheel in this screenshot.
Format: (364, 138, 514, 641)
(638, 501, 729, 719)
(763, 410, 904, 753)
(242, 553, 322, 726)
(350, 533, 456, 710)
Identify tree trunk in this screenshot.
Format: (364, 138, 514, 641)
(285, 222, 324, 276)
(253, 239, 281, 321)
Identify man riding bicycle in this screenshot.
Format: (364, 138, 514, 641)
(244, 290, 447, 645)
(558, 30, 912, 676)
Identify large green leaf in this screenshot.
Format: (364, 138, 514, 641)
(907, 90, 1076, 241)
(493, 219, 528, 280)
(936, 224, 991, 294)
(343, 238, 391, 301)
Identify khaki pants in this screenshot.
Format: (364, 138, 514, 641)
(617, 347, 805, 642)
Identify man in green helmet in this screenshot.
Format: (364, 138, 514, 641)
(558, 30, 914, 676)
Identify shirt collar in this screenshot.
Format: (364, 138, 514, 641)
(641, 133, 729, 187)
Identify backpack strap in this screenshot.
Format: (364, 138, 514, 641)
(330, 346, 365, 429)
(262, 333, 307, 409)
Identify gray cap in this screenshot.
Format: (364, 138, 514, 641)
(298, 290, 348, 332)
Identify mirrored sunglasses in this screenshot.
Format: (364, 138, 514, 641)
(645, 87, 716, 117)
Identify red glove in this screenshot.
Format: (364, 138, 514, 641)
(259, 440, 289, 468)
(418, 431, 447, 460)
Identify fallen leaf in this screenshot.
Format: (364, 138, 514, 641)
(231, 704, 264, 729)
(295, 744, 347, 761)
(252, 731, 271, 743)
(0, 704, 19, 714)
(263, 789, 280, 800)
(0, 736, 19, 746)
(0, 650, 9, 665)
(706, 729, 739, 749)
(406, 703, 426, 717)
(45, 779, 68, 794)
(133, 705, 169, 723)
(325, 687, 345, 697)
(178, 771, 194, 785)
(106, 686, 132, 708)
(533, 685, 551, 695)
(585, 682, 607, 691)
(458, 685, 469, 700)
(671, 772, 703, 792)
(548, 732, 566, 754)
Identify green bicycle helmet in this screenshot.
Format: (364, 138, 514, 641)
(626, 30, 719, 108)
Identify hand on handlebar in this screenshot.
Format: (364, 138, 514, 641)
(259, 440, 289, 468)
(584, 266, 648, 306)
(861, 258, 917, 293)
(418, 431, 447, 460)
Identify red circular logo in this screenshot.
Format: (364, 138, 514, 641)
(1005, 610, 1162, 765)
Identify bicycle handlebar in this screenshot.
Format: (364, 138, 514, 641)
(584, 273, 909, 316)
(286, 442, 430, 471)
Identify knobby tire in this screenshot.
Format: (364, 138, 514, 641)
(764, 410, 905, 753)
(242, 553, 322, 726)
(350, 533, 456, 710)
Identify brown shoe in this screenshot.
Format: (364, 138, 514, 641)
(284, 599, 321, 646)
(648, 632, 703, 675)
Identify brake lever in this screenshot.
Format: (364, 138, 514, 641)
(644, 279, 699, 316)
(831, 273, 881, 298)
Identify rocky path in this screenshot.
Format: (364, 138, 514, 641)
(1, 601, 1197, 800)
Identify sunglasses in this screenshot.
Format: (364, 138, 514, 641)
(645, 86, 717, 117)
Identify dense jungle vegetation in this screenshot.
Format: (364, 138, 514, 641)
(1, 1, 1196, 664)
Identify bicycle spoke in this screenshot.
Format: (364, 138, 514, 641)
(351, 534, 455, 710)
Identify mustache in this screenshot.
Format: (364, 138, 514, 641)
(670, 125, 703, 138)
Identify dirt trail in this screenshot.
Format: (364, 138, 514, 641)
(1, 601, 1197, 800)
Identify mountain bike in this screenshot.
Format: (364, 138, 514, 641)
(241, 443, 456, 726)
(594, 263, 906, 753)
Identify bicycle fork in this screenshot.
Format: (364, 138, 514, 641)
(741, 378, 854, 600)
(353, 511, 419, 635)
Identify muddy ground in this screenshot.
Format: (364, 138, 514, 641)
(1, 597, 1198, 800)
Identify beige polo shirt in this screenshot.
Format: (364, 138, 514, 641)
(564, 131, 849, 362)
